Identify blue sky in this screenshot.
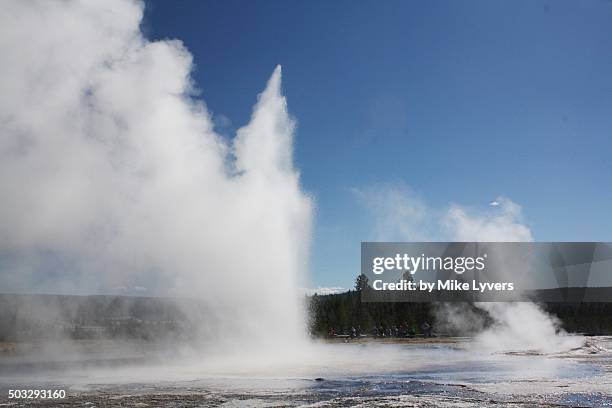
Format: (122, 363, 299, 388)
(146, 0, 612, 289)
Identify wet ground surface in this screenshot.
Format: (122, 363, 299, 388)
(1, 382, 611, 407)
(1, 337, 611, 407)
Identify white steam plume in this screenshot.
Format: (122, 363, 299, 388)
(442, 198, 580, 353)
(443, 197, 533, 242)
(358, 185, 581, 353)
(0, 0, 311, 350)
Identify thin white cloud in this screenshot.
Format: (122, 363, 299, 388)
(356, 185, 532, 242)
(352, 183, 434, 241)
(443, 196, 534, 242)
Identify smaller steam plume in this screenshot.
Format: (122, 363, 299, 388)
(357, 184, 582, 353)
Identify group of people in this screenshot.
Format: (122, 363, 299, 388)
(371, 321, 433, 338)
(327, 321, 433, 339)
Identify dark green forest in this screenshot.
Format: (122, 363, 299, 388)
(307, 276, 612, 337)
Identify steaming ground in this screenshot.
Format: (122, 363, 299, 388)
(1, 337, 612, 407)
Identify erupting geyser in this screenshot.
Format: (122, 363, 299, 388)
(0, 0, 311, 353)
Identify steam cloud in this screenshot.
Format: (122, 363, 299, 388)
(358, 183, 581, 353)
(0, 0, 311, 349)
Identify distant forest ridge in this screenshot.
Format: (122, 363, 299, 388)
(0, 290, 611, 342)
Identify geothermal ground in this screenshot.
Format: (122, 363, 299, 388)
(1, 337, 611, 407)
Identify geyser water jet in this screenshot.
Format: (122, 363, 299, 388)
(0, 0, 311, 355)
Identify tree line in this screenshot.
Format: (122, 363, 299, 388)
(307, 275, 612, 337)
